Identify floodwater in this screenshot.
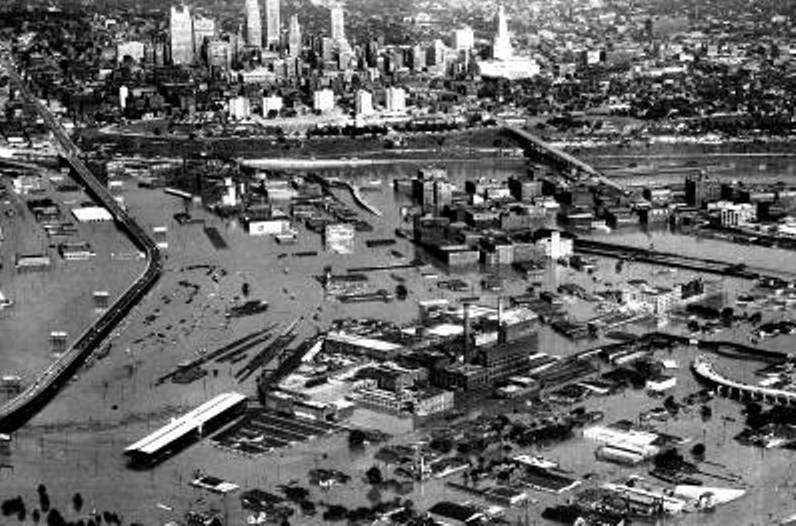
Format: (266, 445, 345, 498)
(0, 168, 144, 386)
(0, 153, 794, 524)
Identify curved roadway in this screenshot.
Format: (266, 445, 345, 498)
(0, 50, 162, 432)
(692, 355, 796, 405)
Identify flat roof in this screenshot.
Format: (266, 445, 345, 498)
(326, 331, 403, 352)
(125, 392, 247, 456)
(426, 323, 463, 337)
(71, 206, 113, 222)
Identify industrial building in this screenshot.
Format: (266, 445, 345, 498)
(323, 331, 404, 360)
(72, 206, 113, 223)
(124, 392, 248, 467)
(324, 223, 355, 254)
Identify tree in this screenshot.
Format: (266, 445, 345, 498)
(366, 486, 382, 505)
(282, 486, 310, 503)
(348, 429, 366, 448)
(721, 307, 734, 327)
(429, 437, 453, 454)
(322, 505, 348, 522)
(299, 500, 316, 516)
(744, 401, 765, 428)
(37, 486, 50, 513)
(395, 284, 408, 300)
(46, 508, 66, 526)
(73, 493, 83, 513)
(691, 443, 706, 461)
(700, 405, 712, 422)
(365, 466, 383, 485)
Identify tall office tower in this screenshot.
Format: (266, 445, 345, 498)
(385, 86, 406, 112)
(452, 26, 474, 52)
(492, 4, 512, 60)
(192, 15, 216, 60)
(170, 5, 194, 65)
(427, 39, 447, 66)
(355, 90, 374, 116)
(245, 0, 262, 48)
(206, 39, 231, 70)
(265, 0, 280, 48)
(330, 3, 345, 42)
(288, 14, 301, 56)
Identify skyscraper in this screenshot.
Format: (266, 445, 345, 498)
(477, 2, 539, 79)
(170, 5, 194, 65)
(288, 14, 301, 57)
(355, 90, 374, 116)
(492, 4, 512, 60)
(330, 3, 345, 42)
(245, 0, 262, 48)
(192, 15, 216, 60)
(452, 26, 474, 52)
(206, 39, 231, 70)
(265, 0, 280, 48)
(385, 86, 406, 113)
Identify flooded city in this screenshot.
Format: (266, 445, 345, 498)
(0, 0, 794, 525)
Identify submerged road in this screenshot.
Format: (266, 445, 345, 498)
(0, 48, 162, 432)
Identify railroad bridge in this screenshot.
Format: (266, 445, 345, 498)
(503, 126, 625, 193)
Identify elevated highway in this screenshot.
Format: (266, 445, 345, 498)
(692, 355, 796, 406)
(0, 51, 162, 432)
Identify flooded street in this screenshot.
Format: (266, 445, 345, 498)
(0, 152, 794, 525)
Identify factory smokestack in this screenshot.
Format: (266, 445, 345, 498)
(462, 302, 471, 362)
(497, 296, 505, 344)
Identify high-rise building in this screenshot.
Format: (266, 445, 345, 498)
(338, 44, 353, 71)
(410, 45, 426, 71)
(245, 0, 262, 48)
(119, 85, 129, 110)
(355, 90, 374, 116)
(452, 26, 474, 52)
(385, 86, 406, 113)
(492, 5, 512, 60)
(262, 95, 283, 116)
(477, 3, 539, 79)
(313, 88, 335, 112)
(170, 5, 194, 65)
(433, 180, 453, 214)
(265, 0, 280, 48)
(426, 39, 447, 67)
(330, 3, 345, 42)
(320, 37, 335, 63)
(192, 16, 216, 60)
(288, 14, 301, 56)
(229, 96, 251, 120)
(206, 39, 231, 70)
(153, 39, 167, 66)
(117, 41, 145, 63)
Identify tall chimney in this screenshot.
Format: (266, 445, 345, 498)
(497, 296, 505, 344)
(462, 302, 471, 362)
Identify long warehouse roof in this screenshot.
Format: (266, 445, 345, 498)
(125, 392, 247, 456)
